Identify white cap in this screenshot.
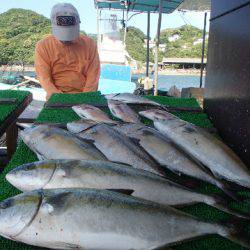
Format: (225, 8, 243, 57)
(51, 3, 80, 42)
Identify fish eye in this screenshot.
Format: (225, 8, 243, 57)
(0, 199, 13, 209)
(25, 164, 36, 171)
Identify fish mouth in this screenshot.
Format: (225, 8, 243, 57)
(6, 161, 58, 191)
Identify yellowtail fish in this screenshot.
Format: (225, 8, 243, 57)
(0, 189, 249, 249)
(72, 104, 116, 124)
(139, 109, 250, 189)
(20, 125, 107, 161)
(6, 159, 250, 219)
(108, 99, 141, 123)
(67, 121, 165, 177)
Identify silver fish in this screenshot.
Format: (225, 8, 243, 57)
(72, 104, 116, 124)
(67, 119, 97, 134)
(114, 123, 231, 189)
(108, 99, 141, 123)
(140, 109, 250, 188)
(67, 121, 165, 176)
(0, 189, 249, 249)
(105, 93, 161, 106)
(6, 159, 250, 219)
(20, 125, 107, 161)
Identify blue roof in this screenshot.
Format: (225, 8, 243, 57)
(95, 0, 184, 14)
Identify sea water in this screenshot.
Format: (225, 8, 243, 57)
(133, 74, 205, 91)
(0, 71, 205, 92)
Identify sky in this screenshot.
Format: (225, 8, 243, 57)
(0, 0, 210, 38)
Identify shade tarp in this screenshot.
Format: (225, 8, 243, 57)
(95, 0, 184, 14)
(178, 0, 211, 11)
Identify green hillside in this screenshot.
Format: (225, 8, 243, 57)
(0, 8, 51, 64)
(0, 8, 207, 65)
(124, 26, 154, 63)
(159, 25, 208, 58)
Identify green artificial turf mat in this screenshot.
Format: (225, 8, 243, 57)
(0, 90, 31, 123)
(0, 92, 249, 250)
(47, 91, 105, 105)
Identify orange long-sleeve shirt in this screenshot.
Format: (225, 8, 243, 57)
(35, 34, 100, 99)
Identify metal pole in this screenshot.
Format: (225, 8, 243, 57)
(199, 12, 207, 88)
(124, 10, 128, 46)
(153, 0, 163, 96)
(97, 9, 101, 52)
(146, 11, 150, 77)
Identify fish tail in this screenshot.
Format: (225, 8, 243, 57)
(215, 179, 242, 202)
(207, 194, 250, 220)
(219, 219, 250, 249)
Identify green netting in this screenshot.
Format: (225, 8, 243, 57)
(0, 90, 31, 124)
(95, 0, 183, 13)
(0, 92, 249, 250)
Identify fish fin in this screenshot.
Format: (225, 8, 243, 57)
(107, 189, 134, 195)
(221, 218, 250, 249)
(36, 152, 45, 161)
(52, 242, 84, 249)
(185, 158, 242, 201)
(75, 134, 95, 144)
(213, 179, 242, 202)
(129, 136, 141, 146)
(110, 161, 133, 167)
(207, 194, 250, 220)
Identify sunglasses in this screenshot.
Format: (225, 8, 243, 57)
(56, 16, 78, 26)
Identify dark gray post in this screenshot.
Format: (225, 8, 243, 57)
(200, 12, 207, 88)
(146, 11, 150, 77)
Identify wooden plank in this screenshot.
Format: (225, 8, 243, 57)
(6, 122, 18, 160)
(17, 117, 36, 124)
(0, 93, 33, 138)
(45, 102, 203, 113)
(0, 98, 17, 104)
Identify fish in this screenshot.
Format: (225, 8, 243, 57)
(72, 103, 116, 124)
(139, 109, 250, 188)
(20, 125, 107, 161)
(0, 188, 249, 249)
(6, 159, 250, 219)
(114, 123, 234, 191)
(67, 121, 165, 176)
(105, 93, 162, 107)
(107, 99, 141, 123)
(67, 119, 97, 134)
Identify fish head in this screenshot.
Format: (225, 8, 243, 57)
(20, 125, 50, 145)
(108, 99, 124, 106)
(104, 94, 118, 100)
(6, 161, 57, 191)
(72, 104, 94, 113)
(0, 191, 41, 238)
(139, 109, 174, 122)
(67, 119, 97, 133)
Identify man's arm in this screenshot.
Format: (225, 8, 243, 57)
(82, 41, 100, 92)
(35, 42, 62, 99)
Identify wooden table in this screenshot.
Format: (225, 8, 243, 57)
(0, 92, 32, 162)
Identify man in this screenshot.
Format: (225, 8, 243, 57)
(35, 3, 100, 100)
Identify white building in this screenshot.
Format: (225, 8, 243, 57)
(168, 34, 180, 42)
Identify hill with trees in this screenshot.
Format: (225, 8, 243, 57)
(159, 25, 208, 59)
(124, 26, 154, 63)
(0, 8, 51, 64)
(0, 9, 207, 65)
